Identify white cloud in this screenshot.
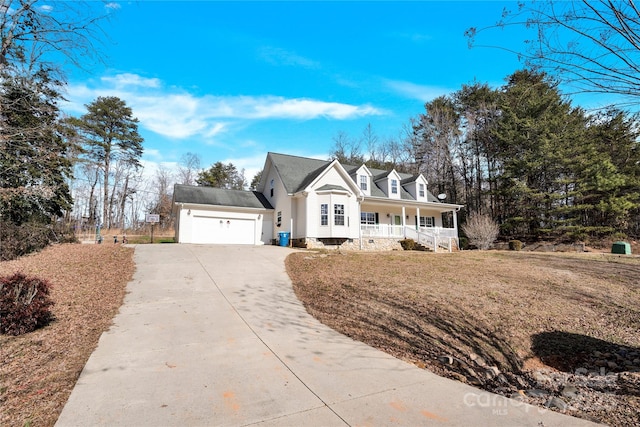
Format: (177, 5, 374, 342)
(105, 3, 121, 10)
(101, 73, 161, 89)
(385, 79, 453, 103)
(64, 73, 384, 140)
(259, 46, 319, 69)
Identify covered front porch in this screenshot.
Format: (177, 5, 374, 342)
(358, 199, 463, 252)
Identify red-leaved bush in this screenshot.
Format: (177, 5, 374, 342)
(0, 272, 55, 335)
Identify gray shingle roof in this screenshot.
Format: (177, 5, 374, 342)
(268, 153, 330, 193)
(173, 184, 273, 209)
(316, 184, 349, 192)
(268, 153, 442, 203)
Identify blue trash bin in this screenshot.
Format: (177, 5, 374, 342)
(278, 231, 290, 247)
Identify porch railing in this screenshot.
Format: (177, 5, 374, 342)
(361, 224, 405, 238)
(361, 225, 458, 252)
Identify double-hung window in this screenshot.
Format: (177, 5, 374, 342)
(334, 204, 345, 226)
(419, 183, 425, 198)
(391, 179, 398, 195)
(320, 204, 328, 226)
(360, 175, 368, 191)
(419, 216, 434, 228)
(360, 212, 376, 225)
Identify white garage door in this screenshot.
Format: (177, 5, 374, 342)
(191, 216, 256, 245)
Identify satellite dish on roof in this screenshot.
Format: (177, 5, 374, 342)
(437, 193, 447, 201)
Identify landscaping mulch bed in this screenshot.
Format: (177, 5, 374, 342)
(286, 250, 640, 426)
(0, 243, 135, 427)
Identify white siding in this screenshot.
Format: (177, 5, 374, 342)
(174, 205, 269, 245)
(262, 162, 292, 240)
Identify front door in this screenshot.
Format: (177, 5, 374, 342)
(394, 215, 402, 226)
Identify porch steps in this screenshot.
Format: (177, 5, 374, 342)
(413, 241, 432, 252)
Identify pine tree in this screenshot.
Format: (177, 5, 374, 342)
(68, 97, 144, 229)
(0, 68, 75, 224)
(196, 162, 246, 190)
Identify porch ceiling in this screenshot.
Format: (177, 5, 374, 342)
(361, 197, 461, 212)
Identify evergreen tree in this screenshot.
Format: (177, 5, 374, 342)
(68, 96, 143, 229)
(454, 82, 501, 215)
(574, 108, 640, 235)
(413, 96, 461, 202)
(492, 70, 584, 238)
(0, 68, 75, 224)
(196, 162, 246, 190)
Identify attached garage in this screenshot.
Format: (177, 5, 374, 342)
(191, 216, 256, 245)
(173, 185, 274, 245)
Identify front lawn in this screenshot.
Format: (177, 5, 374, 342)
(286, 250, 640, 426)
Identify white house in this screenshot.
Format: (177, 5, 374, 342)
(172, 152, 464, 251)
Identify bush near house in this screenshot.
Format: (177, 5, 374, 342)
(509, 240, 523, 251)
(0, 273, 54, 335)
(462, 214, 499, 250)
(399, 238, 417, 250)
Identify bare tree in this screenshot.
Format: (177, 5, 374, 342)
(462, 213, 500, 250)
(148, 165, 175, 230)
(177, 152, 202, 185)
(0, 0, 106, 74)
(466, 1, 640, 103)
(413, 96, 461, 200)
(330, 130, 363, 164)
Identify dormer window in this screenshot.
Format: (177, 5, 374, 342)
(391, 179, 398, 195)
(270, 179, 274, 198)
(360, 175, 368, 191)
(419, 183, 425, 198)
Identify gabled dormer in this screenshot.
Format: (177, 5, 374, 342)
(401, 174, 429, 201)
(374, 169, 402, 199)
(351, 165, 372, 197)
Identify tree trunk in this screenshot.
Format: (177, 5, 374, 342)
(102, 151, 110, 229)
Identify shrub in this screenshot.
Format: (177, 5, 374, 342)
(458, 237, 469, 250)
(399, 239, 417, 250)
(0, 222, 77, 261)
(0, 273, 55, 336)
(509, 240, 523, 251)
(461, 214, 500, 250)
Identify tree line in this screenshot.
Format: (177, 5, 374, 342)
(2, 0, 639, 257)
(331, 70, 640, 241)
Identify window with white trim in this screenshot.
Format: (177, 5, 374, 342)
(391, 179, 398, 194)
(419, 183, 425, 198)
(360, 175, 368, 191)
(277, 211, 282, 227)
(419, 216, 435, 227)
(360, 212, 376, 225)
(320, 204, 328, 226)
(334, 204, 345, 226)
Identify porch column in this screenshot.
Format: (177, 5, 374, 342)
(416, 207, 420, 230)
(452, 208, 458, 231)
(401, 206, 406, 227)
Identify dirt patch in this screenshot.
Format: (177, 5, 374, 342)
(286, 250, 640, 426)
(0, 243, 135, 427)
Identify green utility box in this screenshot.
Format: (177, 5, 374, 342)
(611, 241, 632, 255)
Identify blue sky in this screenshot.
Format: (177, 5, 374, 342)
(61, 1, 575, 181)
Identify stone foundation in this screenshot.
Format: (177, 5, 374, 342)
(298, 237, 403, 251)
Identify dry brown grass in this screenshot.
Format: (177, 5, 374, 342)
(286, 250, 640, 426)
(0, 243, 135, 427)
(2, 243, 638, 425)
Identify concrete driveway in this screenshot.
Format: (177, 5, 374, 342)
(55, 244, 598, 426)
